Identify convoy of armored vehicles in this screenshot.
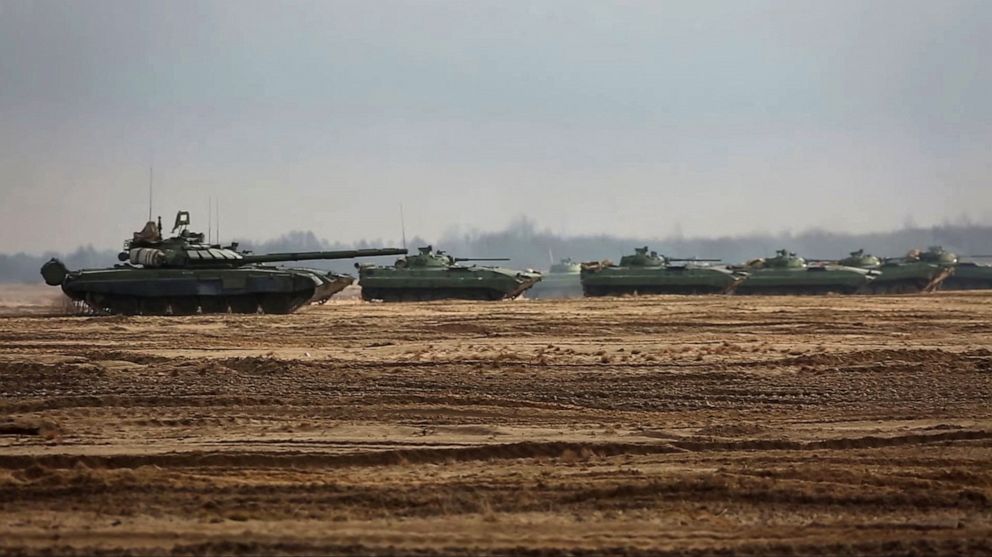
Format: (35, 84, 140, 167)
(36, 210, 992, 313)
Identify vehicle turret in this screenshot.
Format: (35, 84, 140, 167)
(120, 211, 405, 269)
(750, 249, 807, 269)
(909, 246, 958, 266)
(839, 249, 882, 268)
(616, 246, 721, 267)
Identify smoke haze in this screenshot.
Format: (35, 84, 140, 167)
(1, 0, 990, 254)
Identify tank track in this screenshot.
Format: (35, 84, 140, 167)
(360, 288, 513, 302)
(79, 293, 311, 315)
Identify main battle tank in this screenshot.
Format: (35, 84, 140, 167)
(527, 258, 583, 299)
(732, 249, 877, 295)
(40, 211, 406, 315)
(357, 245, 541, 301)
(835, 247, 955, 293)
(580, 247, 745, 296)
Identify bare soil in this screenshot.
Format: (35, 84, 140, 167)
(1, 287, 990, 556)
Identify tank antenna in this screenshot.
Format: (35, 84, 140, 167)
(208, 197, 213, 244)
(216, 199, 220, 245)
(148, 166, 154, 222)
(400, 203, 407, 251)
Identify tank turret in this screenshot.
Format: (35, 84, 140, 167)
(121, 210, 404, 269)
(912, 246, 959, 266)
(839, 249, 882, 268)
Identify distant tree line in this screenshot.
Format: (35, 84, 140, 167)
(3, 221, 991, 282)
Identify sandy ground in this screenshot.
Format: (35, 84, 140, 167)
(0, 285, 990, 556)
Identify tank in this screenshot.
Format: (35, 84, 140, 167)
(732, 249, 877, 295)
(580, 247, 745, 296)
(357, 245, 541, 301)
(40, 211, 406, 315)
(835, 248, 955, 293)
(527, 258, 583, 299)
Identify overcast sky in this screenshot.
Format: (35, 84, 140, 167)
(1, 0, 990, 252)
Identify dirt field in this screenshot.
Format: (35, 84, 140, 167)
(1, 285, 991, 556)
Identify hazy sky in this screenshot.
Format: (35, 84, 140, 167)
(1, 0, 990, 252)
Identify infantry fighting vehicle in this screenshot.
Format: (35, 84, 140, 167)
(833, 248, 955, 293)
(40, 211, 406, 315)
(357, 245, 541, 301)
(580, 247, 745, 296)
(943, 253, 992, 290)
(732, 249, 877, 295)
(528, 258, 582, 299)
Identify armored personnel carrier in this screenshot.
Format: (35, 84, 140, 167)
(528, 258, 582, 299)
(943, 253, 992, 290)
(357, 245, 541, 301)
(580, 247, 744, 296)
(835, 248, 955, 293)
(40, 211, 405, 315)
(733, 249, 877, 295)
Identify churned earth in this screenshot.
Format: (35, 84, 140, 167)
(0, 285, 990, 556)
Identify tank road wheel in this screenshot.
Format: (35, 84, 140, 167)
(259, 294, 294, 314)
(170, 297, 199, 316)
(139, 297, 169, 315)
(229, 296, 259, 314)
(108, 296, 139, 316)
(199, 297, 229, 314)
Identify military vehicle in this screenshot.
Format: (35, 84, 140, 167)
(357, 245, 541, 301)
(832, 248, 955, 293)
(580, 247, 745, 296)
(40, 211, 406, 315)
(943, 254, 992, 290)
(528, 258, 582, 299)
(732, 249, 877, 295)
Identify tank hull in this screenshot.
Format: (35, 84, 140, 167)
(358, 267, 540, 302)
(734, 266, 874, 295)
(863, 262, 951, 294)
(580, 266, 741, 296)
(57, 266, 353, 315)
(942, 263, 992, 290)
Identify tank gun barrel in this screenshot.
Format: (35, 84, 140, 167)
(667, 257, 722, 262)
(452, 257, 511, 262)
(240, 248, 407, 265)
